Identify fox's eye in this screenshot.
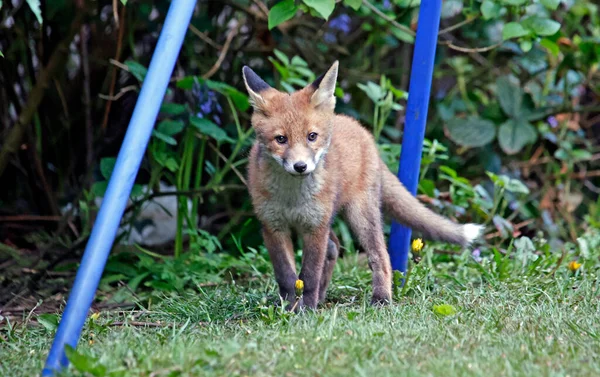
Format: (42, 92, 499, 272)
(308, 132, 318, 142)
(275, 135, 288, 144)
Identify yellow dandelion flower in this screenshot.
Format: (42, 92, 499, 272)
(90, 312, 100, 321)
(411, 238, 424, 253)
(568, 260, 582, 272)
(295, 279, 304, 291)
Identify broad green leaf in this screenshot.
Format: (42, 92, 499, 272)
(190, 116, 232, 143)
(446, 117, 496, 148)
(268, 0, 298, 30)
(124, 60, 148, 82)
(433, 304, 457, 316)
(481, 0, 502, 20)
(522, 16, 561, 36)
(540, 0, 560, 10)
(160, 103, 186, 115)
(100, 158, 117, 180)
(303, 0, 335, 20)
(157, 119, 185, 136)
(37, 313, 59, 332)
(502, 22, 529, 40)
(505, 178, 530, 194)
(344, 0, 362, 11)
(91, 181, 108, 197)
(501, 0, 527, 5)
(65, 345, 107, 377)
(540, 38, 560, 56)
(120, 0, 127, 4)
(390, 26, 415, 44)
(520, 39, 533, 52)
(26, 0, 42, 24)
(498, 119, 537, 155)
(152, 130, 177, 145)
(496, 77, 523, 117)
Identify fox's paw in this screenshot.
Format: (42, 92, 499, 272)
(371, 288, 392, 306)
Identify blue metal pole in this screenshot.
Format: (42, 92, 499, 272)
(388, 0, 442, 275)
(42, 1, 196, 375)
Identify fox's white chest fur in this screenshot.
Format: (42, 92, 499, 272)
(257, 165, 326, 231)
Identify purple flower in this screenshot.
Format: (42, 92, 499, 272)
(383, 0, 391, 10)
(547, 116, 558, 128)
(324, 32, 337, 44)
(192, 82, 222, 125)
(328, 14, 351, 34)
(472, 248, 482, 263)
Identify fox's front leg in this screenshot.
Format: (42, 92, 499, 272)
(299, 227, 330, 309)
(262, 228, 298, 307)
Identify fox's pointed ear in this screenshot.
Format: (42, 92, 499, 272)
(242, 66, 271, 112)
(310, 61, 338, 111)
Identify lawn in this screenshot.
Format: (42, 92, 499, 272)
(2, 244, 600, 377)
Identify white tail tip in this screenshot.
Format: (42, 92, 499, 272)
(463, 223, 484, 245)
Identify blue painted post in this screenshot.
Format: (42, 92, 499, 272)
(388, 0, 442, 276)
(42, 1, 196, 375)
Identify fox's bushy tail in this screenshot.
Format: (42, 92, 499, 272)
(381, 168, 482, 246)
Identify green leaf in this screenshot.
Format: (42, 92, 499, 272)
(65, 345, 107, 377)
(522, 16, 561, 36)
(160, 103, 186, 116)
(540, 0, 560, 10)
(268, 0, 298, 30)
(501, 0, 527, 5)
(37, 314, 59, 332)
(505, 178, 530, 194)
(190, 116, 232, 143)
(343, 0, 362, 11)
(152, 130, 177, 145)
(498, 119, 537, 155)
(520, 39, 533, 52)
(0, 50, 3, 58)
(303, 0, 335, 20)
(26, 0, 42, 24)
(502, 22, 529, 40)
(100, 158, 117, 180)
(496, 77, 523, 118)
(120, 0, 127, 4)
(273, 49, 290, 66)
(157, 119, 185, 136)
(481, 0, 502, 20)
(446, 117, 496, 148)
(433, 304, 457, 317)
(91, 181, 108, 197)
(124, 60, 148, 82)
(540, 38, 560, 56)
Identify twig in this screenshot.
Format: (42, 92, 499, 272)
(202, 25, 239, 80)
(439, 17, 476, 35)
(363, 0, 415, 37)
(188, 24, 222, 49)
(440, 40, 503, 53)
(484, 219, 534, 240)
(80, 23, 93, 171)
(101, 4, 127, 131)
(208, 142, 248, 186)
(109, 321, 166, 327)
(112, 0, 119, 27)
(99, 85, 138, 101)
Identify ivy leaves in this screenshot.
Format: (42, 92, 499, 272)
(445, 77, 538, 155)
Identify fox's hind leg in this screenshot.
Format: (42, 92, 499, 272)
(319, 231, 340, 303)
(344, 196, 393, 305)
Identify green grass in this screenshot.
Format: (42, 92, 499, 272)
(3, 250, 600, 377)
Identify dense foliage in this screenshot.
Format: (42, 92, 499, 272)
(0, 0, 599, 308)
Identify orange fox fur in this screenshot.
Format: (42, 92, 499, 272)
(242, 61, 482, 309)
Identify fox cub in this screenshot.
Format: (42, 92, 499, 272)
(242, 61, 482, 309)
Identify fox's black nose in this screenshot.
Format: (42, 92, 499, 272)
(293, 162, 307, 173)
